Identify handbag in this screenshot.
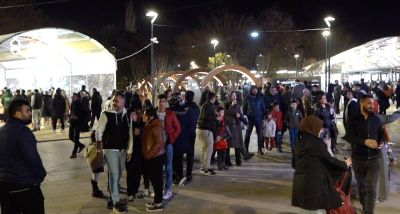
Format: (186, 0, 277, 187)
(327, 170, 355, 214)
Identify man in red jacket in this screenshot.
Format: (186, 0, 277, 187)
(157, 94, 181, 200)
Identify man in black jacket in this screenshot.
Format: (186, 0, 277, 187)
(197, 92, 217, 176)
(69, 93, 86, 158)
(0, 100, 46, 213)
(52, 88, 66, 133)
(90, 88, 103, 128)
(31, 89, 43, 131)
(243, 85, 266, 155)
(347, 94, 384, 214)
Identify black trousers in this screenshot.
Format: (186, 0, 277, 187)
(225, 148, 242, 164)
(90, 110, 101, 128)
(146, 155, 165, 204)
(0, 182, 44, 214)
(69, 124, 84, 155)
(126, 151, 147, 195)
(244, 119, 263, 151)
(51, 116, 64, 130)
(173, 136, 195, 179)
(217, 150, 226, 167)
(353, 158, 380, 214)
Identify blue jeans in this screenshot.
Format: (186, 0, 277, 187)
(289, 128, 299, 152)
(275, 131, 282, 149)
(165, 144, 173, 192)
(104, 150, 126, 205)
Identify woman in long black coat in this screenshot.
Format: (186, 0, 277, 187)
(292, 115, 350, 212)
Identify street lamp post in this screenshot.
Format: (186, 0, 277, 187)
(323, 16, 335, 92)
(294, 54, 299, 78)
(146, 10, 158, 104)
(322, 30, 330, 92)
(211, 39, 219, 69)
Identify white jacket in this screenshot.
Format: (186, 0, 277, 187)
(262, 119, 276, 138)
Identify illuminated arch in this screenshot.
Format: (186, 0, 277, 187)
(172, 68, 226, 92)
(201, 65, 258, 88)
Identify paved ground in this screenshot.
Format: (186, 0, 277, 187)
(9, 106, 400, 214)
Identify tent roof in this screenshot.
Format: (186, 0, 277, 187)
(0, 28, 116, 75)
(304, 36, 400, 75)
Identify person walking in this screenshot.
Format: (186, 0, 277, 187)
(52, 88, 66, 133)
(31, 89, 43, 131)
(0, 100, 47, 213)
(333, 80, 342, 114)
(69, 93, 86, 158)
(90, 88, 103, 128)
(243, 86, 266, 155)
(95, 92, 133, 213)
(197, 92, 218, 176)
(347, 94, 385, 214)
(41, 91, 52, 129)
(142, 107, 166, 212)
(292, 115, 351, 213)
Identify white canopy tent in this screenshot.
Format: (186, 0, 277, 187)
(0, 28, 116, 97)
(303, 36, 400, 90)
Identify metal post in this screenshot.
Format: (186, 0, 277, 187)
(325, 38, 328, 92)
(328, 32, 331, 88)
(151, 22, 156, 104)
(295, 58, 298, 78)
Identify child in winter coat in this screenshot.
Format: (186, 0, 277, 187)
(284, 100, 303, 153)
(215, 106, 229, 170)
(271, 103, 283, 152)
(263, 111, 276, 151)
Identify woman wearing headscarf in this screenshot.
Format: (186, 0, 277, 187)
(292, 115, 351, 213)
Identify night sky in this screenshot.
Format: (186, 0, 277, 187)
(37, 0, 400, 46)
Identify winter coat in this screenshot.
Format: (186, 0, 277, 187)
(52, 94, 66, 118)
(0, 117, 46, 184)
(264, 94, 281, 111)
(314, 104, 334, 129)
(163, 109, 181, 144)
(91, 92, 103, 114)
(225, 102, 247, 148)
(271, 110, 283, 130)
(243, 92, 265, 123)
(292, 133, 348, 210)
(198, 101, 217, 136)
(41, 95, 53, 117)
(142, 119, 166, 160)
(262, 119, 276, 137)
(284, 108, 303, 128)
(174, 102, 200, 153)
(347, 112, 385, 160)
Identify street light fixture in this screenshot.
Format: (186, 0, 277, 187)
(210, 39, 219, 68)
(250, 31, 259, 38)
(146, 10, 158, 104)
(323, 16, 334, 92)
(324, 16, 335, 27)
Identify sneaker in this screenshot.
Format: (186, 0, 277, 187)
(136, 193, 144, 199)
(199, 168, 206, 173)
(61, 129, 65, 133)
(146, 202, 155, 208)
(257, 150, 264, 155)
(146, 203, 163, 212)
(223, 166, 229, 170)
(52, 129, 56, 133)
(186, 175, 192, 182)
(178, 177, 187, 186)
(217, 166, 223, 171)
(202, 169, 216, 176)
(113, 202, 127, 213)
(144, 189, 151, 197)
(127, 195, 135, 202)
(162, 190, 173, 200)
(70, 154, 77, 159)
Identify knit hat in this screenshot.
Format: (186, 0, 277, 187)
(300, 115, 323, 138)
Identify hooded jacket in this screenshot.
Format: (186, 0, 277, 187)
(243, 86, 265, 122)
(95, 108, 133, 153)
(142, 119, 166, 160)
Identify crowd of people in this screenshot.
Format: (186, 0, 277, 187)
(0, 77, 399, 213)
